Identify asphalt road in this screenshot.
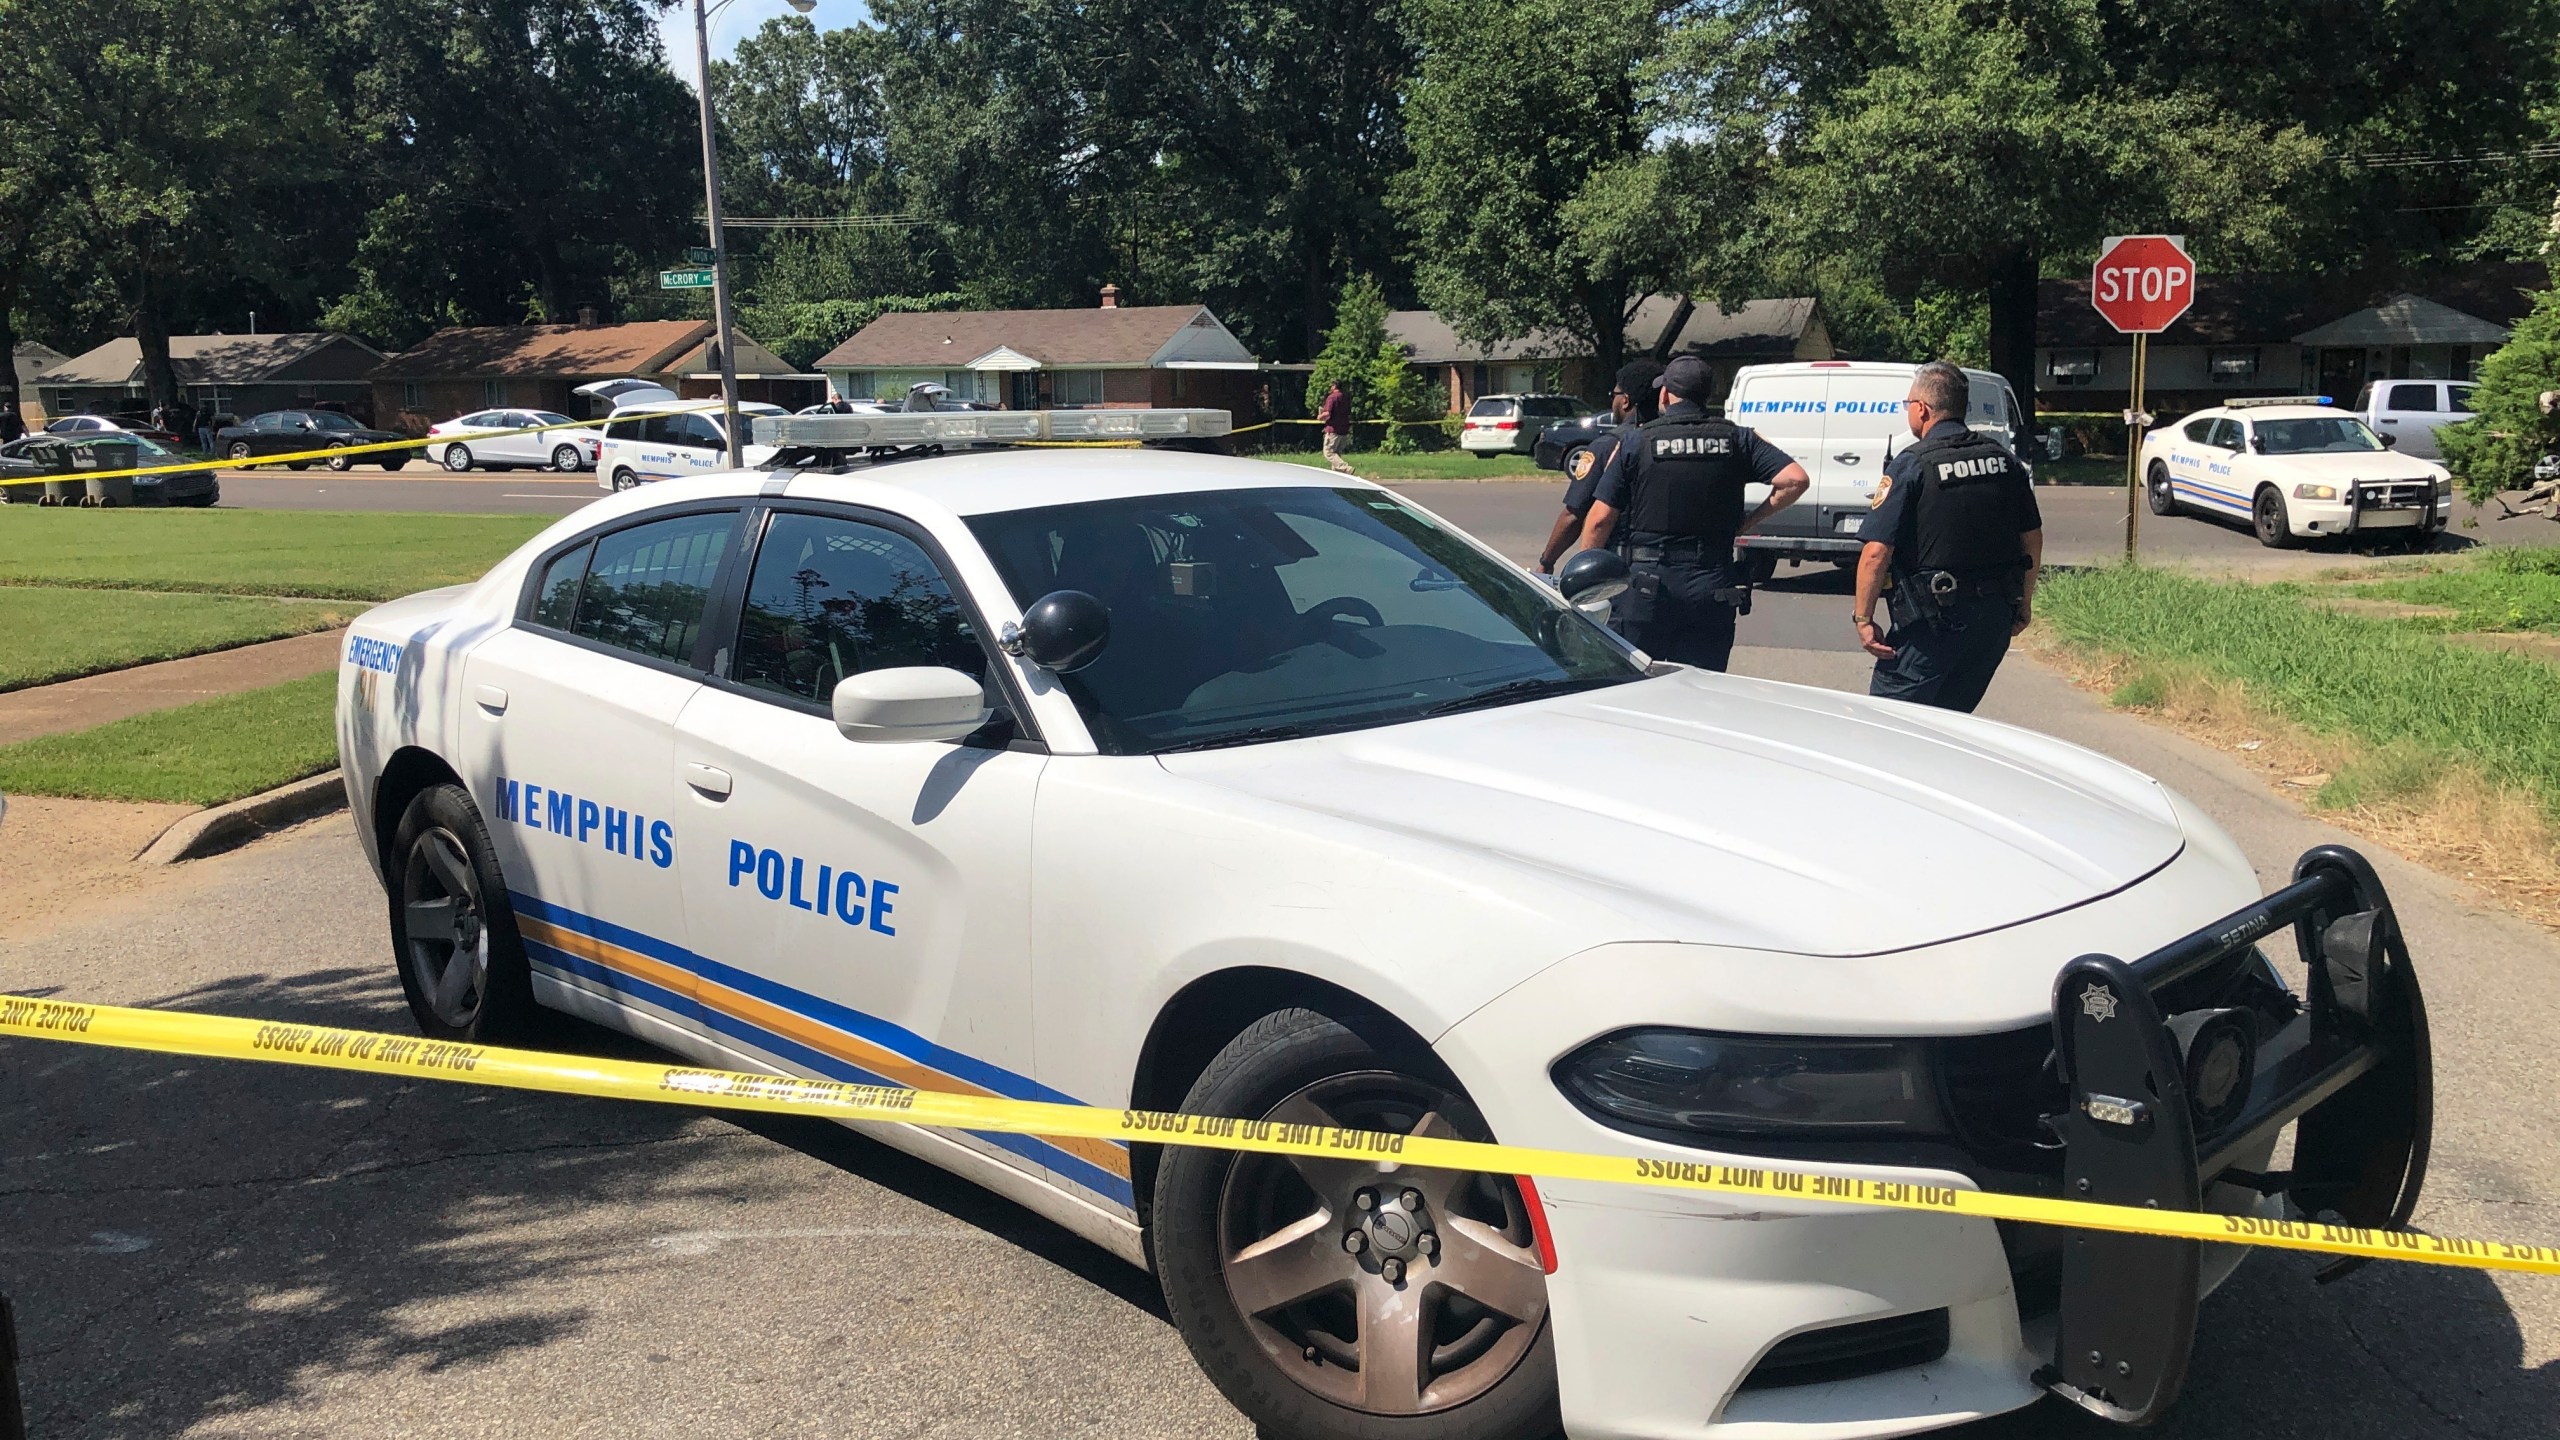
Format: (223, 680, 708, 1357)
(1, 649, 2553, 1437)
(208, 466, 602, 515)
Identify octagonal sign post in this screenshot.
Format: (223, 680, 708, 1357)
(2093, 235, 2195, 560)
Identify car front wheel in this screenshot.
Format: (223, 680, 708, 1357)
(1153, 1008, 1558, 1440)
(551, 444, 582, 472)
(387, 783, 552, 1045)
(2253, 486, 2301, 548)
(2146, 460, 2178, 516)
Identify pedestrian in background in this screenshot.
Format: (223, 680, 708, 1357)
(1537, 358, 1660, 574)
(1577, 355, 1808, 670)
(1851, 360, 2042, 712)
(1318, 381, 1354, 474)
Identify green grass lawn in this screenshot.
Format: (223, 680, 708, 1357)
(2339, 547, 2560, 633)
(2041, 564, 2560, 813)
(2036, 454, 2133, 487)
(0, 672, 337, 806)
(0, 508, 550, 600)
(0, 587, 356, 691)
(1262, 449, 1551, 482)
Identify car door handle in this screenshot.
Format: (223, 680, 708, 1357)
(684, 763, 733, 799)
(2379, 417, 2399, 424)
(474, 684, 508, 714)
(1833, 452, 1862, 465)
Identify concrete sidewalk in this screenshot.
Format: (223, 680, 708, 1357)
(0, 628, 344, 746)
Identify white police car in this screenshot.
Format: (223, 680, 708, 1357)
(2139, 397, 2454, 548)
(337, 408, 2429, 1438)
(579, 379, 785, 492)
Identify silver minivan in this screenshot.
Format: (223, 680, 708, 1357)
(1460, 392, 1584, 457)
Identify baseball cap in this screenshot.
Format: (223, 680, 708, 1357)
(1660, 355, 1712, 400)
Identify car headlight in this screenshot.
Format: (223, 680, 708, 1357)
(1553, 1028, 1944, 1139)
(2293, 483, 2337, 500)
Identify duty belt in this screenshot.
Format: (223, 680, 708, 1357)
(1624, 539, 1730, 563)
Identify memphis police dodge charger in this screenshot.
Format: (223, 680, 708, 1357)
(337, 438, 2428, 1438)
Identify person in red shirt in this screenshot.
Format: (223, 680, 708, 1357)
(1317, 382, 1354, 474)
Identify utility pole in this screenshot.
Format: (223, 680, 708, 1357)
(693, 0, 743, 468)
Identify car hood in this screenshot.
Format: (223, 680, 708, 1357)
(1156, 670, 2186, 956)
(2257, 450, 2445, 482)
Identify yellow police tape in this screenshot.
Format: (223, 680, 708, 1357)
(3, 994, 2550, 1278)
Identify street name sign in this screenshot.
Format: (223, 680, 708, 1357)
(2091, 234, 2195, 334)
(660, 268, 717, 290)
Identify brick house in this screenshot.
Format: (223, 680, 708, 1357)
(34, 332, 384, 422)
(815, 289, 1266, 415)
(1389, 297, 1834, 413)
(368, 320, 811, 432)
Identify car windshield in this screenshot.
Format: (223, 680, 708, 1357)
(969, 486, 1642, 754)
(2255, 417, 2384, 455)
(308, 412, 362, 431)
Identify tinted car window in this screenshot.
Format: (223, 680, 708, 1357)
(732, 513, 987, 704)
(667, 413, 725, 450)
(310, 412, 361, 431)
(604, 417, 641, 441)
(1468, 399, 1519, 419)
(2209, 418, 2243, 449)
(532, 540, 593, 629)
(2182, 417, 2216, 443)
(2256, 418, 2385, 455)
(570, 512, 739, 665)
(2448, 385, 2477, 416)
(2385, 383, 2437, 413)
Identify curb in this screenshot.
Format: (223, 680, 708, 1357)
(137, 770, 347, 866)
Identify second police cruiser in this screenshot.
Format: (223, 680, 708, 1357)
(1577, 354, 1809, 670)
(1852, 360, 2043, 712)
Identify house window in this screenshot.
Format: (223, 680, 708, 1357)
(2209, 348, 2259, 383)
(402, 381, 425, 411)
(2047, 350, 2099, 385)
(483, 379, 507, 407)
(1052, 370, 1104, 407)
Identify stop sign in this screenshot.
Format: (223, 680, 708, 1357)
(2090, 234, 2195, 334)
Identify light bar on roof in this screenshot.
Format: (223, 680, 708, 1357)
(2224, 395, 2334, 408)
(751, 407, 1231, 449)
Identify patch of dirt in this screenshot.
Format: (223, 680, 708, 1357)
(2023, 630, 2560, 933)
(2299, 596, 2461, 621)
(2445, 630, 2560, 665)
(0, 794, 197, 938)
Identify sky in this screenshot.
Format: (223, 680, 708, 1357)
(656, 0, 870, 83)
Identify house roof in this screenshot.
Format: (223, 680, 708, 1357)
(2292, 293, 2511, 347)
(36, 333, 384, 387)
(816, 305, 1248, 369)
(368, 321, 714, 380)
(1385, 312, 1582, 363)
(1629, 296, 1823, 356)
(2038, 275, 2327, 348)
(13, 342, 65, 389)
(2038, 263, 2543, 349)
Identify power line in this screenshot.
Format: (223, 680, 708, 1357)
(710, 214, 931, 229)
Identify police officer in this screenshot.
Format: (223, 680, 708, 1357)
(1536, 358, 1660, 575)
(1578, 355, 1809, 670)
(1852, 360, 2043, 711)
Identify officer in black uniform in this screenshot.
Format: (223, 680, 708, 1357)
(1852, 360, 2043, 711)
(1536, 358, 1660, 574)
(1578, 355, 1810, 670)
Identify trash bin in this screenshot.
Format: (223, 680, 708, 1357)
(81, 439, 138, 506)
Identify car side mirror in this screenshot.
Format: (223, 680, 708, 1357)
(2248, 435, 2266, 454)
(2378, 432, 2398, 448)
(1000, 589, 1111, 672)
(831, 667, 990, 744)
(1556, 548, 1630, 606)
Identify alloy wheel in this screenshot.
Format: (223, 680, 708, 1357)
(1215, 1073, 1548, 1416)
(401, 827, 489, 1029)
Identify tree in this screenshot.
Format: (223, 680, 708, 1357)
(1305, 276, 1439, 449)
(1396, 0, 1676, 390)
(2440, 281, 2560, 503)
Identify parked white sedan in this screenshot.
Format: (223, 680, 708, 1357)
(426, 409, 601, 473)
(335, 415, 2428, 1438)
(2140, 397, 2453, 547)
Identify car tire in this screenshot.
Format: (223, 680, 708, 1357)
(326, 446, 354, 472)
(2252, 486, 2301, 548)
(380, 458, 408, 472)
(285, 460, 312, 471)
(443, 443, 474, 473)
(226, 441, 255, 467)
(1153, 1008, 1558, 1440)
(609, 468, 640, 492)
(2146, 460, 2178, 516)
(551, 444, 582, 473)
(386, 783, 555, 1046)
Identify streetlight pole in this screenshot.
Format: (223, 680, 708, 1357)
(692, 0, 744, 467)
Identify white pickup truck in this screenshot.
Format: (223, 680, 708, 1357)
(2348, 378, 2478, 461)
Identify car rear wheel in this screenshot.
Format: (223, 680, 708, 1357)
(609, 468, 640, 492)
(443, 443, 474, 473)
(1153, 1008, 1558, 1440)
(551, 444, 582, 472)
(387, 783, 552, 1045)
(2253, 486, 2301, 548)
(326, 446, 354, 472)
(2146, 460, 2178, 516)
(380, 458, 408, 472)
(226, 441, 255, 466)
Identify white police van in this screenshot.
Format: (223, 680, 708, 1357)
(579, 379, 785, 492)
(1724, 361, 2028, 576)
